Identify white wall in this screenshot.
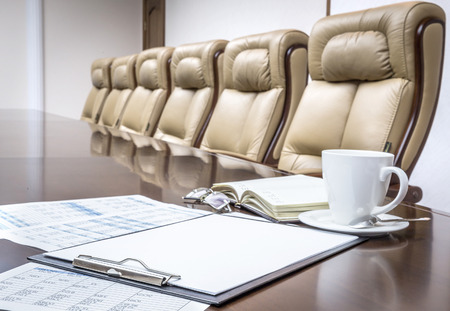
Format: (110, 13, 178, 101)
(0, 0, 28, 109)
(330, 1, 450, 214)
(0, 0, 142, 118)
(166, 0, 326, 46)
(43, 0, 142, 119)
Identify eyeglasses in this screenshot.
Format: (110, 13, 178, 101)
(183, 188, 232, 213)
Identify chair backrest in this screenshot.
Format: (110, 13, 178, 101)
(98, 54, 137, 129)
(199, 29, 309, 163)
(279, 1, 445, 177)
(118, 47, 174, 136)
(153, 39, 228, 147)
(81, 57, 114, 123)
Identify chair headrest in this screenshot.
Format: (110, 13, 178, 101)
(171, 40, 228, 89)
(322, 31, 393, 82)
(91, 57, 114, 89)
(232, 49, 271, 91)
(223, 29, 308, 91)
(111, 54, 137, 90)
(175, 57, 206, 89)
(136, 47, 174, 90)
(309, 1, 445, 82)
(139, 58, 159, 89)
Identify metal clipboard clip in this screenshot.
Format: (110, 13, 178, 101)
(73, 255, 181, 286)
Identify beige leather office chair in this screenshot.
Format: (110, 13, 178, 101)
(278, 2, 445, 202)
(199, 29, 309, 163)
(97, 54, 137, 133)
(117, 47, 174, 137)
(153, 39, 228, 147)
(80, 57, 114, 123)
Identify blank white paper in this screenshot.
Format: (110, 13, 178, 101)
(46, 214, 358, 295)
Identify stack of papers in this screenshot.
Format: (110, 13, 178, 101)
(0, 195, 208, 251)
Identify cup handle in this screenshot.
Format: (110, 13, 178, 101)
(371, 166, 408, 216)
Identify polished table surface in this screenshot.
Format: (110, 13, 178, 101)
(0, 110, 449, 310)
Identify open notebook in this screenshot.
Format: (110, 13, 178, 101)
(212, 174, 329, 221)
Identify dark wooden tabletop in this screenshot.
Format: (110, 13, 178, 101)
(0, 110, 449, 311)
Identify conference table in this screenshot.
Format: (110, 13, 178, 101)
(0, 109, 449, 311)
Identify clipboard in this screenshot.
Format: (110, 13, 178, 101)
(29, 214, 366, 305)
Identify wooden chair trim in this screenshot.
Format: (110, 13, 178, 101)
(262, 43, 308, 165)
(193, 49, 224, 148)
(394, 17, 445, 177)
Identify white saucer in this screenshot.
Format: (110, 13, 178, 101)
(298, 210, 409, 237)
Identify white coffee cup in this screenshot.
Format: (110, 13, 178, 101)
(322, 149, 408, 226)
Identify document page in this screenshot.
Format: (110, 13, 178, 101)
(0, 263, 208, 311)
(47, 214, 359, 295)
(0, 195, 209, 251)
